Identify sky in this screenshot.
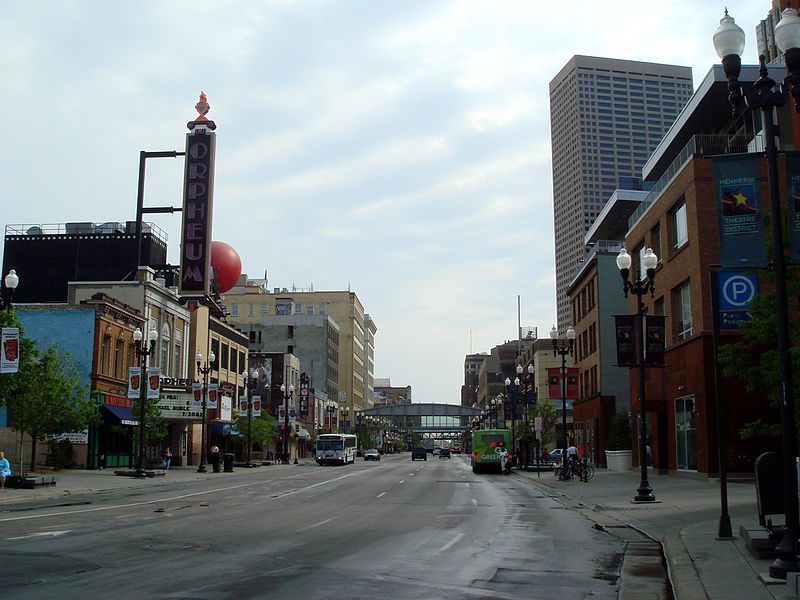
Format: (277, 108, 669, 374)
(1, 1, 768, 404)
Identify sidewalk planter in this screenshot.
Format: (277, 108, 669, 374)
(605, 450, 632, 471)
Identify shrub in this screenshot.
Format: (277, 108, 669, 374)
(606, 412, 632, 451)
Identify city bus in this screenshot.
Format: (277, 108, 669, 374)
(471, 429, 512, 473)
(315, 433, 358, 465)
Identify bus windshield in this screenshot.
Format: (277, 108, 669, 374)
(317, 440, 343, 451)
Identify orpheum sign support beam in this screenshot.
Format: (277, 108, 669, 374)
(179, 92, 217, 298)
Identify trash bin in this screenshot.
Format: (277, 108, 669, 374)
(223, 453, 234, 473)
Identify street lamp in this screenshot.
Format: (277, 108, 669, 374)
(713, 7, 800, 578)
(0, 270, 19, 312)
(505, 376, 518, 468)
(326, 405, 337, 431)
(516, 363, 535, 467)
(196, 350, 215, 473)
(133, 326, 158, 477)
(617, 246, 658, 502)
(241, 368, 258, 467)
(280, 383, 294, 464)
(550, 325, 575, 464)
(341, 406, 350, 433)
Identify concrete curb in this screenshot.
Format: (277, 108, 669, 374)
(663, 530, 706, 600)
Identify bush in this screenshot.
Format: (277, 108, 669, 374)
(606, 412, 632, 451)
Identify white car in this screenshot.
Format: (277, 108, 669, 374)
(363, 448, 380, 461)
(432, 447, 442, 455)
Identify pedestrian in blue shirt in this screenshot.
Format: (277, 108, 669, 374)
(0, 451, 11, 490)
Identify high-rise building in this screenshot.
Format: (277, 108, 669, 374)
(549, 56, 693, 330)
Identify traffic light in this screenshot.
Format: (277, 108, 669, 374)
(279, 425, 286, 441)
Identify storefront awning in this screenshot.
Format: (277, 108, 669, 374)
(297, 427, 311, 440)
(101, 403, 139, 426)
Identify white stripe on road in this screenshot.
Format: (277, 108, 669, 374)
(7, 530, 71, 540)
(440, 532, 464, 552)
(297, 517, 336, 532)
(377, 492, 386, 498)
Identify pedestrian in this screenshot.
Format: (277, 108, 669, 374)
(566, 443, 578, 467)
(0, 451, 11, 490)
(161, 447, 172, 471)
(498, 443, 509, 474)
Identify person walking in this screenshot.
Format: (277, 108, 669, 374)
(0, 451, 11, 490)
(498, 443, 510, 475)
(566, 444, 579, 468)
(161, 447, 172, 471)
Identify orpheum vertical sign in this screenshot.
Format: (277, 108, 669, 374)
(179, 92, 217, 297)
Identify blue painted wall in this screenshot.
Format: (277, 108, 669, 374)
(16, 307, 95, 390)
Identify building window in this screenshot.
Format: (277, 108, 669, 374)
(673, 280, 693, 340)
(670, 199, 688, 250)
(114, 339, 125, 379)
(231, 304, 239, 317)
(307, 306, 314, 315)
(294, 303, 302, 314)
(101, 335, 111, 375)
(260, 303, 269, 313)
(319, 302, 326, 315)
(221, 343, 229, 370)
(249, 304, 254, 317)
(160, 323, 171, 374)
(172, 344, 182, 378)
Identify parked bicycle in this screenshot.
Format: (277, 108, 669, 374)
(554, 456, 594, 482)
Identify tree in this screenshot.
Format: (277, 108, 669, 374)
(606, 412, 632, 450)
(523, 401, 559, 454)
(224, 413, 277, 458)
(0, 312, 95, 470)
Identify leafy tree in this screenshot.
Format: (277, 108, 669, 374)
(129, 395, 169, 446)
(224, 412, 277, 457)
(522, 401, 559, 453)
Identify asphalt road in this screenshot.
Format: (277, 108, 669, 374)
(3, 455, 624, 599)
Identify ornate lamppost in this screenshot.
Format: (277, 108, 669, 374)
(616, 247, 658, 502)
(241, 368, 258, 467)
(0, 270, 19, 311)
(712, 7, 800, 578)
(133, 326, 158, 478)
(196, 350, 215, 473)
(280, 383, 294, 464)
(550, 326, 575, 460)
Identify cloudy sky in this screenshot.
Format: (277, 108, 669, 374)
(1, 1, 767, 403)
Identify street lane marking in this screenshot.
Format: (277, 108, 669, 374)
(399, 480, 405, 484)
(113, 514, 136, 519)
(297, 517, 336, 532)
(7, 530, 71, 540)
(440, 532, 464, 552)
(472, 499, 478, 506)
(377, 492, 386, 498)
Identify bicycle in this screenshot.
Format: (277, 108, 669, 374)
(555, 457, 594, 482)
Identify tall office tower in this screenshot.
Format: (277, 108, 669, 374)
(549, 56, 692, 331)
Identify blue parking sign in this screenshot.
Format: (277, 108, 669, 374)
(719, 271, 758, 328)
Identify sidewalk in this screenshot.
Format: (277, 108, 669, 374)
(514, 466, 798, 600)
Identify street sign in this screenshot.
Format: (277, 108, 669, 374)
(718, 271, 758, 329)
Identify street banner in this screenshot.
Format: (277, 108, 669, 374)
(566, 367, 579, 400)
(615, 315, 636, 367)
(207, 384, 218, 409)
(146, 367, 161, 399)
(534, 416, 542, 434)
(644, 315, 666, 367)
(252, 396, 261, 417)
(785, 152, 800, 263)
(128, 367, 142, 398)
(713, 155, 767, 269)
(1, 327, 19, 373)
(547, 368, 560, 399)
(191, 383, 202, 408)
(239, 395, 248, 413)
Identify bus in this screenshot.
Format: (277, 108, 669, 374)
(315, 433, 358, 465)
(471, 429, 512, 473)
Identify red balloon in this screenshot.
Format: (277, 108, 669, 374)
(210, 241, 242, 294)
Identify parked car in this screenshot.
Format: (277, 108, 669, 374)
(438, 448, 451, 459)
(363, 448, 380, 461)
(450, 446, 462, 454)
(411, 447, 427, 461)
(548, 449, 564, 461)
(433, 447, 442, 455)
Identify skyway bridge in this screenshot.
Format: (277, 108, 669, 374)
(357, 402, 482, 438)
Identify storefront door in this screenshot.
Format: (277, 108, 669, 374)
(674, 395, 697, 471)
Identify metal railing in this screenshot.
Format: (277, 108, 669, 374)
(628, 134, 767, 232)
(5, 221, 168, 243)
